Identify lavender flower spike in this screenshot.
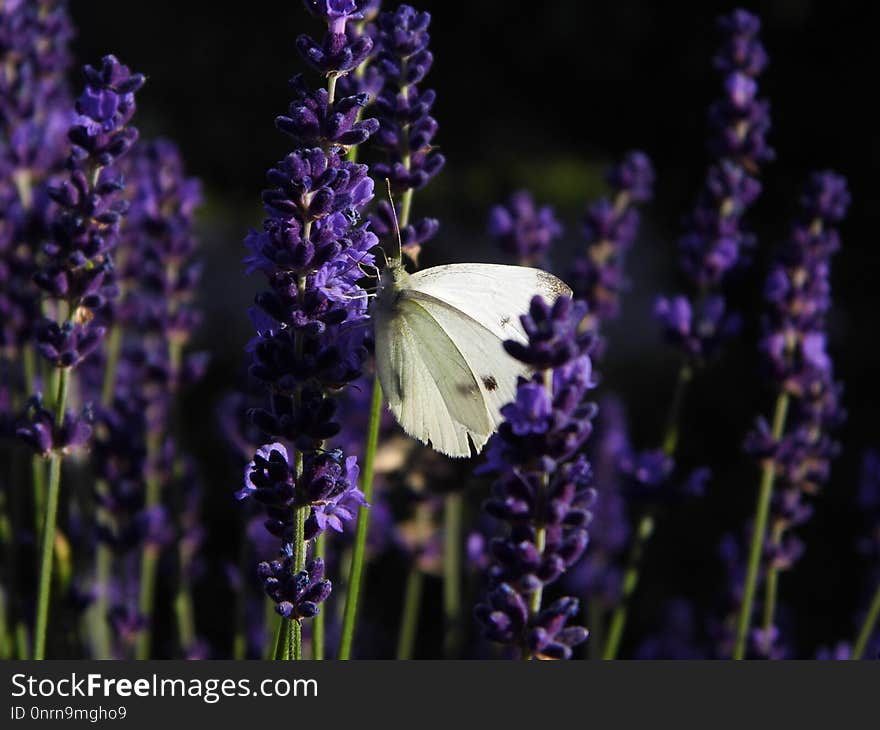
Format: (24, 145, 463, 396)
(19, 54, 143, 661)
(476, 296, 597, 660)
(571, 151, 654, 333)
(237, 1, 378, 658)
(488, 190, 562, 268)
(369, 4, 444, 263)
(738, 172, 848, 658)
(656, 9, 772, 364)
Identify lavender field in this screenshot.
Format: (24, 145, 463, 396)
(1, 0, 877, 661)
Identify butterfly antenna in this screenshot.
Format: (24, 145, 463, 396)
(385, 178, 403, 263)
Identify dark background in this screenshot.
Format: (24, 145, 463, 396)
(67, 0, 879, 657)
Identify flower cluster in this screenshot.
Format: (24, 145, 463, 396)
(238, 443, 364, 542)
(562, 397, 630, 608)
(15, 55, 143, 455)
(1, 0, 72, 479)
(488, 191, 562, 267)
(237, 1, 379, 622)
(655, 9, 772, 363)
(369, 4, 443, 263)
(570, 151, 655, 330)
(0, 0, 73, 359)
(744, 172, 848, 640)
(87, 139, 204, 655)
(475, 296, 597, 659)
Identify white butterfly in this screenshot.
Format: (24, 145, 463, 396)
(371, 258, 571, 457)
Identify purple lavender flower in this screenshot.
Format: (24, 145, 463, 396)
(11, 55, 142, 486)
(747, 171, 848, 513)
(369, 4, 444, 263)
(259, 554, 331, 621)
(562, 397, 630, 608)
(299, 1, 376, 74)
(739, 172, 848, 658)
(488, 191, 562, 267)
(570, 151, 654, 329)
(238, 3, 379, 630)
(0, 0, 73, 361)
(656, 9, 772, 361)
(238, 443, 365, 545)
(83, 137, 203, 658)
(476, 296, 597, 659)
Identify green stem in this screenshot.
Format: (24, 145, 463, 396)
(90, 534, 113, 659)
(527, 370, 555, 630)
(602, 513, 654, 660)
(601, 364, 693, 659)
(22, 347, 46, 535)
(313, 532, 326, 660)
(733, 392, 789, 660)
(443, 492, 463, 657)
(529, 527, 548, 615)
(33, 368, 70, 660)
(174, 587, 195, 655)
(759, 522, 784, 652)
(100, 325, 123, 406)
(273, 616, 290, 660)
(31, 457, 46, 539)
(396, 564, 423, 659)
(290, 502, 306, 661)
(852, 580, 880, 660)
(135, 437, 162, 660)
(338, 376, 383, 659)
(662, 364, 692, 456)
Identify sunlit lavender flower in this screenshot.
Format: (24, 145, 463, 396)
(488, 190, 562, 267)
(655, 9, 772, 362)
(562, 397, 630, 609)
(0, 0, 73, 369)
(86, 138, 204, 657)
(475, 296, 597, 660)
(369, 4, 443, 263)
(14, 55, 142, 466)
(741, 171, 848, 657)
(238, 3, 378, 629)
(570, 151, 654, 331)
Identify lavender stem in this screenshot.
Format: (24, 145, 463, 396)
(312, 532, 326, 660)
(443, 491, 463, 657)
(734, 391, 790, 660)
(601, 364, 691, 659)
(396, 563, 424, 660)
(33, 366, 70, 660)
(602, 513, 654, 660)
(290, 501, 306, 661)
(338, 376, 383, 659)
(852, 581, 880, 660)
(134, 432, 163, 660)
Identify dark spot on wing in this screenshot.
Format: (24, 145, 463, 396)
(500, 315, 511, 327)
(394, 372, 404, 400)
(482, 376, 498, 391)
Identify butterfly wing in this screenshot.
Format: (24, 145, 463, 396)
(402, 290, 528, 431)
(408, 264, 572, 343)
(373, 294, 495, 457)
